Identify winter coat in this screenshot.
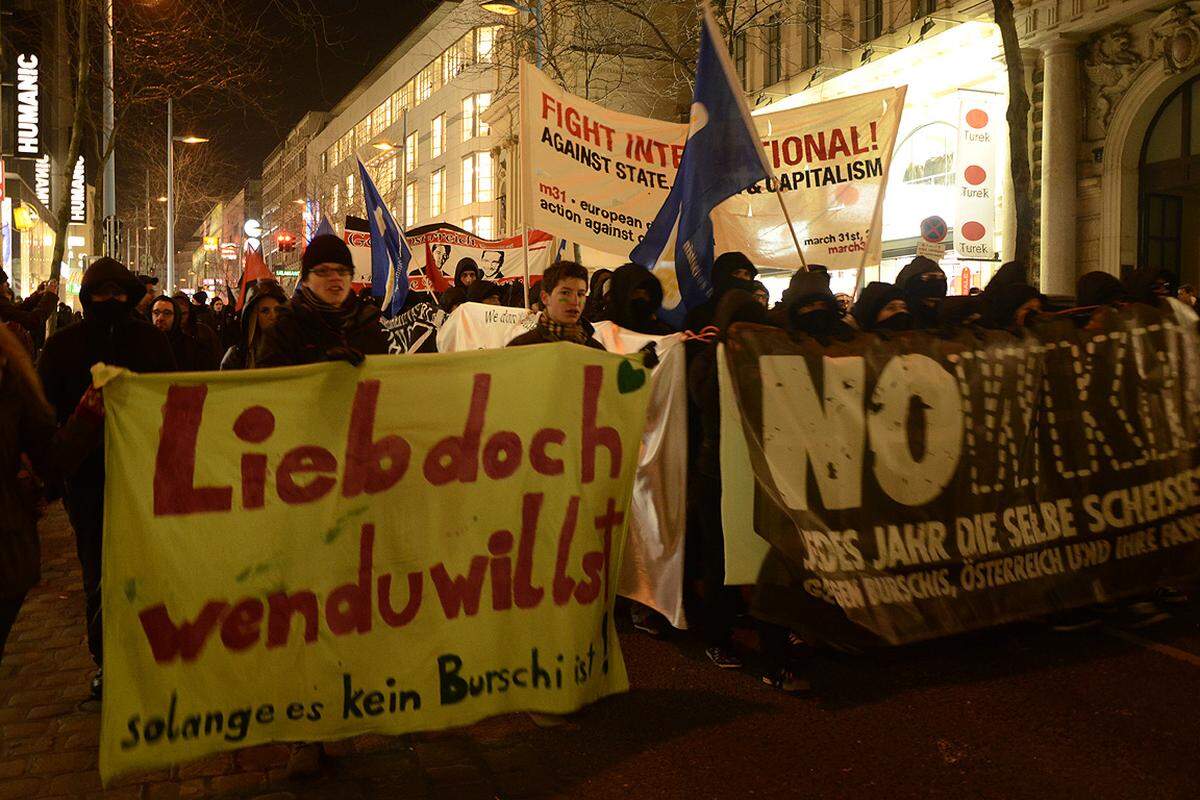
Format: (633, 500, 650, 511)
(684, 253, 758, 332)
(255, 292, 390, 367)
(894, 256, 946, 328)
(36, 258, 176, 487)
(220, 283, 288, 370)
(0, 289, 55, 334)
(1, 327, 101, 598)
(603, 264, 674, 335)
(852, 282, 905, 331)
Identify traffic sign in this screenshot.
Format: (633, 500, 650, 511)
(920, 216, 948, 243)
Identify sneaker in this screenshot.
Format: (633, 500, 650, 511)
(90, 669, 103, 701)
(1155, 586, 1189, 606)
(705, 645, 743, 670)
(285, 743, 323, 779)
(762, 667, 810, 693)
(1048, 609, 1102, 632)
(1119, 600, 1171, 629)
(630, 604, 669, 638)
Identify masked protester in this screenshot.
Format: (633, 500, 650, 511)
(684, 251, 757, 332)
(784, 272, 854, 342)
(150, 295, 205, 370)
(894, 256, 947, 328)
(466, 280, 504, 306)
(753, 281, 772, 309)
(454, 257, 480, 288)
(1123, 265, 1176, 308)
(221, 283, 287, 370)
(439, 286, 468, 315)
(605, 263, 673, 334)
(36, 258, 175, 697)
(508, 261, 604, 349)
(257, 234, 389, 367)
(853, 282, 914, 332)
(1070, 271, 1127, 329)
(583, 268, 613, 322)
(983, 283, 1046, 332)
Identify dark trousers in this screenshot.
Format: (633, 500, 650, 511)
(688, 473, 741, 647)
(63, 481, 104, 667)
(0, 594, 26, 665)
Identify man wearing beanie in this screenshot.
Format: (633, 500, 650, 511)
(257, 233, 388, 366)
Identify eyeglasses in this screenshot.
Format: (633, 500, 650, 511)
(309, 266, 354, 279)
(151, 309, 175, 317)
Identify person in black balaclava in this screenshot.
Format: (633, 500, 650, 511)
(36, 257, 175, 699)
(684, 251, 757, 332)
(606, 263, 674, 334)
(467, 280, 504, 305)
(852, 282, 914, 333)
(439, 286, 467, 315)
(584, 268, 614, 323)
(783, 271, 854, 342)
(454, 257, 480, 288)
(893, 256, 947, 328)
(1122, 265, 1176, 308)
(982, 283, 1045, 332)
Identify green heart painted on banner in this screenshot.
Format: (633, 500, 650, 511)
(617, 359, 646, 393)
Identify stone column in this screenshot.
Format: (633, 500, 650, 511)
(1039, 38, 1081, 296)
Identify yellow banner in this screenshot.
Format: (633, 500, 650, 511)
(98, 345, 651, 782)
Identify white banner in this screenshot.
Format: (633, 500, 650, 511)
(406, 223, 555, 292)
(437, 307, 690, 627)
(953, 94, 998, 260)
(520, 62, 906, 271)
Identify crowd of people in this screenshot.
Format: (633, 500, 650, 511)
(1, 235, 1197, 730)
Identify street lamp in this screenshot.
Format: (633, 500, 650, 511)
(483, 0, 543, 69)
(165, 97, 208, 292)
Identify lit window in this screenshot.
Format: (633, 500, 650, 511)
(405, 181, 417, 228)
(461, 152, 493, 205)
(475, 215, 494, 238)
(406, 131, 418, 172)
(463, 97, 475, 143)
(764, 14, 782, 85)
(331, 182, 340, 217)
(432, 114, 445, 158)
(430, 168, 444, 216)
(476, 93, 491, 135)
(462, 155, 475, 205)
(345, 172, 355, 210)
(734, 33, 747, 88)
(476, 26, 498, 63)
(463, 94, 492, 141)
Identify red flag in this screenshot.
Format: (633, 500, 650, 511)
(238, 248, 274, 310)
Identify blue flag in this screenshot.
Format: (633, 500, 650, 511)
(312, 215, 336, 241)
(357, 159, 411, 317)
(630, 3, 772, 321)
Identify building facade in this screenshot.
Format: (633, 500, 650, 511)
(187, 180, 262, 292)
(307, 1, 504, 241)
(261, 111, 327, 280)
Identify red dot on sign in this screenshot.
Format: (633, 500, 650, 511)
(965, 165, 987, 185)
(966, 109, 989, 129)
(836, 184, 860, 205)
(961, 221, 986, 241)
(234, 406, 275, 443)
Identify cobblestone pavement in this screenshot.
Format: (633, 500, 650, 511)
(5, 503, 1200, 799)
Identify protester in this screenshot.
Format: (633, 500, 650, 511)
(604, 263, 673, 334)
(508, 261, 604, 349)
(133, 275, 158, 320)
(1123, 265, 1175, 307)
(834, 292, 853, 317)
(150, 295, 205, 371)
(1178, 283, 1196, 308)
(753, 281, 772, 309)
(0, 269, 57, 338)
(455, 257, 480, 288)
(983, 283, 1045, 332)
(217, 283, 284, 370)
(439, 286, 468, 315)
(852, 282, 913, 332)
(584, 268, 614, 322)
(783, 271, 855, 342)
(466, 280, 504, 306)
(36, 257, 175, 697)
(171, 291, 221, 369)
(684, 251, 756, 332)
(893, 256, 947, 328)
(256, 234, 389, 367)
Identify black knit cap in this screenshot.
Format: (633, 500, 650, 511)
(301, 234, 354, 280)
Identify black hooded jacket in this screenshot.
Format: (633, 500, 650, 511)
(150, 294, 205, 371)
(583, 269, 613, 323)
(1075, 271, 1125, 308)
(683, 252, 757, 332)
(220, 283, 288, 370)
(894, 256, 946, 328)
(256, 291, 390, 367)
(36, 258, 176, 484)
(455, 258, 480, 287)
(852, 282, 905, 331)
(604, 264, 673, 334)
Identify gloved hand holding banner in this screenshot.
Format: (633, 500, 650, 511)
(96, 346, 651, 782)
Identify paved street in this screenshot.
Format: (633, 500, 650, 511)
(3, 503, 1200, 800)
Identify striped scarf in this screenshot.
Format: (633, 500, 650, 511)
(294, 285, 360, 331)
(538, 312, 587, 344)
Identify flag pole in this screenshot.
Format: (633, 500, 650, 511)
(519, 61, 531, 309)
(775, 193, 809, 272)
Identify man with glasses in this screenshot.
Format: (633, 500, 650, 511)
(256, 234, 389, 367)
